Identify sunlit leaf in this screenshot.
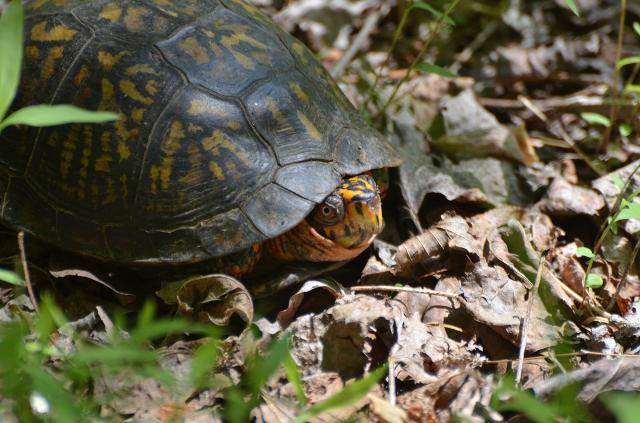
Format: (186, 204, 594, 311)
(296, 365, 387, 423)
(619, 124, 632, 137)
(617, 56, 640, 70)
(0, 0, 23, 120)
(410, 2, 455, 25)
(0, 104, 118, 131)
(634, 22, 640, 38)
(603, 392, 640, 423)
(611, 174, 626, 190)
(624, 84, 640, 94)
(415, 63, 457, 78)
(585, 273, 603, 288)
(563, 0, 580, 16)
(284, 352, 306, 405)
(575, 247, 594, 258)
(0, 268, 23, 286)
(580, 112, 610, 127)
(615, 202, 640, 222)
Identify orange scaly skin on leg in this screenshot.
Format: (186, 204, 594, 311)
(266, 175, 383, 263)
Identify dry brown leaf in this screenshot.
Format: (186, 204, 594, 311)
(157, 274, 253, 327)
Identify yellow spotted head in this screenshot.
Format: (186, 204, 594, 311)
(307, 174, 383, 249)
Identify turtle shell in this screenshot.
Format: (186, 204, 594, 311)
(0, 0, 399, 264)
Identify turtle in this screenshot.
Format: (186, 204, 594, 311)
(0, 0, 400, 279)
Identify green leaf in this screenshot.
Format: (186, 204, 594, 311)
(611, 174, 626, 190)
(580, 112, 610, 127)
(296, 365, 387, 423)
(0, 268, 23, 286)
(575, 247, 594, 258)
(0, 0, 24, 120)
(0, 104, 119, 131)
(414, 63, 457, 78)
(190, 339, 220, 390)
(615, 202, 640, 222)
(634, 22, 640, 38)
(246, 337, 290, 392)
(617, 56, 640, 70)
(410, 2, 455, 25)
(603, 392, 640, 423)
(284, 352, 306, 406)
(563, 0, 580, 16)
(492, 376, 559, 423)
(624, 84, 640, 94)
(619, 123, 633, 137)
(585, 273, 603, 288)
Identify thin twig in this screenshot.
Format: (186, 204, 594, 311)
(515, 255, 545, 386)
(483, 350, 640, 365)
(351, 285, 460, 298)
(517, 95, 604, 176)
(331, 10, 383, 79)
(17, 232, 38, 314)
(601, 0, 627, 152)
(607, 236, 640, 311)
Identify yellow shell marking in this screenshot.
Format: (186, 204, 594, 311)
(94, 131, 112, 173)
(124, 6, 149, 33)
(145, 80, 158, 96)
(98, 51, 130, 70)
(31, 21, 77, 42)
(114, 119, 136, 161)
(220, 31, 268, 70)
(131, 108, 146, 123)
(264, 96, 283, 121)
(153, 16, 169, 32)
(208, 161, 225, 181)
(25, 46, 39, 60)
(98, 3, 122, 23)
(74, 65, 90, 86)
(289, 81, 309, 103)
(41, 46, 64, 81)
(297, 111, 321, 142)
(119, 80, 153, 105)
(126, 64, 159, 76)
(152, 121, 185, 192)
(291, 42, 308, 64)
(201, 129, 251, 180)
(178, 37, 210, 65)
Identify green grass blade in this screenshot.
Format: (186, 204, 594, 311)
(414, 63, 457, 78)
(0, 104, 119, 131)
(296, 365, 387, 422)
(0, 0, 24, 120)
(617, 56, 640, 70)
(563, 0, 580, 16)
(0, 268, 23, 286)
(410, 2, 455, 25)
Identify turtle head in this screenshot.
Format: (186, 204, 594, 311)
(307, 174, 383, 249)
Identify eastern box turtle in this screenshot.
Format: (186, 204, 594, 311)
(0, 0, 399, 277)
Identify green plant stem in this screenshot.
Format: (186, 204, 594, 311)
(600, 0, 627, 152)
(377, 0, 461, 118)
(582, 159, 640, 305)
(364, 1, 412, 111)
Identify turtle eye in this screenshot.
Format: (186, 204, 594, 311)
(321, 205, 336, 218)
(311, 193, 344, 226)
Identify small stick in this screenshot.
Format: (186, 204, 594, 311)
(351, 285, 460, 298)
(607, 236, 640, 311)
(331, 10, 383, 79)
(515, 255, 545, 385)
(18, 232, 38, 314)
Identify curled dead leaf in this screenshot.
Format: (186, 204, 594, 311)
(157, 274, 253, 328)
